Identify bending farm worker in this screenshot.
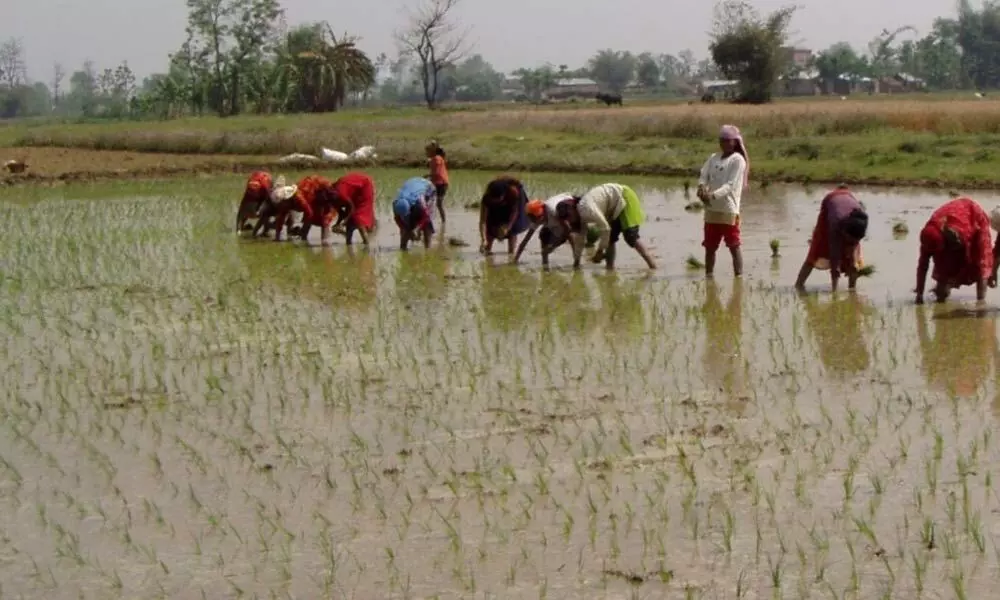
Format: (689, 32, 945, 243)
(330, 172, 377, 246)
(514, 193, 585, 268)
(425, 140, 449, 224)
(794, 185, 869, 292)
(392, 177, 437, 250)
(479, 176, 531, 255)
(697, 124, 749, 276)
(577, 182, 656, 270)
(271, 175, 340, 244)
(236, 170, 273, 233)
(915, 196, 1000, 303)
(254, 176, 298, 238)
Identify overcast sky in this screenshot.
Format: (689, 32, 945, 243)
(5, 0, 959, 83)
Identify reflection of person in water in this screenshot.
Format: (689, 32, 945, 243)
(592, 273, 646, 339)
(701, 279, 745, 395)
(394, 248, 450, 302)
(537, 270, 602, 337)
(479, 255, 541, 332)
(317, 246, 378, 312)
(916, 305, 998, 397)
(800, 293, 872, 377)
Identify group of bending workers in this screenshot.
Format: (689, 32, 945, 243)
(236, 130, 1000, 302)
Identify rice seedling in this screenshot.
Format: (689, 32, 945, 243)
(0, 172, 996, 598)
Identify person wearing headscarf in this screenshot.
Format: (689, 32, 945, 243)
(270, 175, 341, 244)
(795, 185, 869, 292)
(425, 140, 449, 224)
(577, 182, 657, 270)
(514, 193, 584, 268)
(915, 197, 1000, 303)
(252, 175, 298, 238)
(236, 170, 273, 232)
(329, 171, 377, 246)
(697, 124, 749, 276)
(392, 176, 437, 250)
(478, 176, 531, 255)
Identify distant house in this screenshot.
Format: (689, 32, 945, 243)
(779, 69, 821, 96)
(545, 78, 600, 99)
(781, 47, 814, 70)
(699, 79, 739, 99)
(501, 75, 525, 99)
(829, 73, 876, 96)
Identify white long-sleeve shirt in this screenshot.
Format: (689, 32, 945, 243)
(578, 183, 626, 253)
(698, 152, 746, 224)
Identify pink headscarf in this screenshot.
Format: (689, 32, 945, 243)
(720, 124, 750, 189)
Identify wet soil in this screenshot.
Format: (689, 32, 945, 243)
(0, 176, 999, 598)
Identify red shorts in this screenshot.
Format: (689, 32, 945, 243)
(703, 222, 741, 250)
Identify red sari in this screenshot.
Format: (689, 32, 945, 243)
(919, 197, 994, 287)
(273, 175, 337, 237)
(805, 189, 864, 271)
(237, 171, 272, 221)
(333, 172, 376, 230)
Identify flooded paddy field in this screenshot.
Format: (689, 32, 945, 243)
(1, 170, 999, 599)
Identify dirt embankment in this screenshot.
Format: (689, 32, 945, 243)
(2, 146, 999, 190)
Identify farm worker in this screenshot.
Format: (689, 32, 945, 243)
(271, 175, 340, 244)
(794, 185, 869, 292)
(514, 194, 585, 268)
(393, 176, 437, 250)
(577, 182, 657, 270)
(915, 197, 1000, 303)
(425, 140, 449, 224)
(697, 124, 749, 276)
(329, 171, 377, 246)
(253, 176, 299, 238)
(236, 170, 272, 232)
(478, 175, 531, 255)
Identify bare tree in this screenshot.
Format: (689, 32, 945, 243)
(395, 0, 470, 108)
(52, 63, 65, 106)
(0, 38, 27, 89)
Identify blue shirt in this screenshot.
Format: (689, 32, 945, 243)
(393, 177, 435, 219)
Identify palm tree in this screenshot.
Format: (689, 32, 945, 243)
(284, 23, 375, 112)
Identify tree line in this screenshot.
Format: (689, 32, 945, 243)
(3, 0, 1000, 118)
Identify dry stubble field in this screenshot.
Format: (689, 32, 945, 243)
(7, 95, 1000, 186)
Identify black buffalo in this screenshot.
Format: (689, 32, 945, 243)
(595, 93, 623, 106)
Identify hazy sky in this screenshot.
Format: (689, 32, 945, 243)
(5, 0, 959, 83)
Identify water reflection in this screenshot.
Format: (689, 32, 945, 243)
(394, 250, 451, 303)
(916, 305, 998, 397)
(479, 257, 541, 333)
(800, 293, 873, 378)
(701, 279, 746, 397)
(591, 273, 647, 340)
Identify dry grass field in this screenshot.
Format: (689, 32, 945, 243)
(6, 95, 1000, 186)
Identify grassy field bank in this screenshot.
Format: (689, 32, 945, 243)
(7, 95, 1000, 187)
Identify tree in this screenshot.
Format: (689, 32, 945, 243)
(812, 42, 866, 91)
(913, 18, 964, 89)
(0, 38, 27, 89)
(514, 65, 556, 101)
(708, 0, 797, 103)
(282, 23, 376, 112)
(51, 63, 65, 108)
(68, 60, 98, 116)
(867, 26, 916, 80)
(396, 0, 470, 108)
(182, 0, 283, 116)
(588, 49, 636, 93)
(956, 0, 1000, 89)
(636, 52, 661, 88)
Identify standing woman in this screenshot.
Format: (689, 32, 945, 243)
(393, 176, 437, 250)
(478, 175, 531, 255)
(329, 171, 377, 246)
(915, 196, 1000, 303)
(794, 185, 869, 292)
(426, 140, 449, 224)
(697, 124, 749, 276)
(577, 182, 657, 270)
(236, 170, 273, 232)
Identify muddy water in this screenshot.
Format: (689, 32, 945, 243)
(1, 174, 999, 599)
